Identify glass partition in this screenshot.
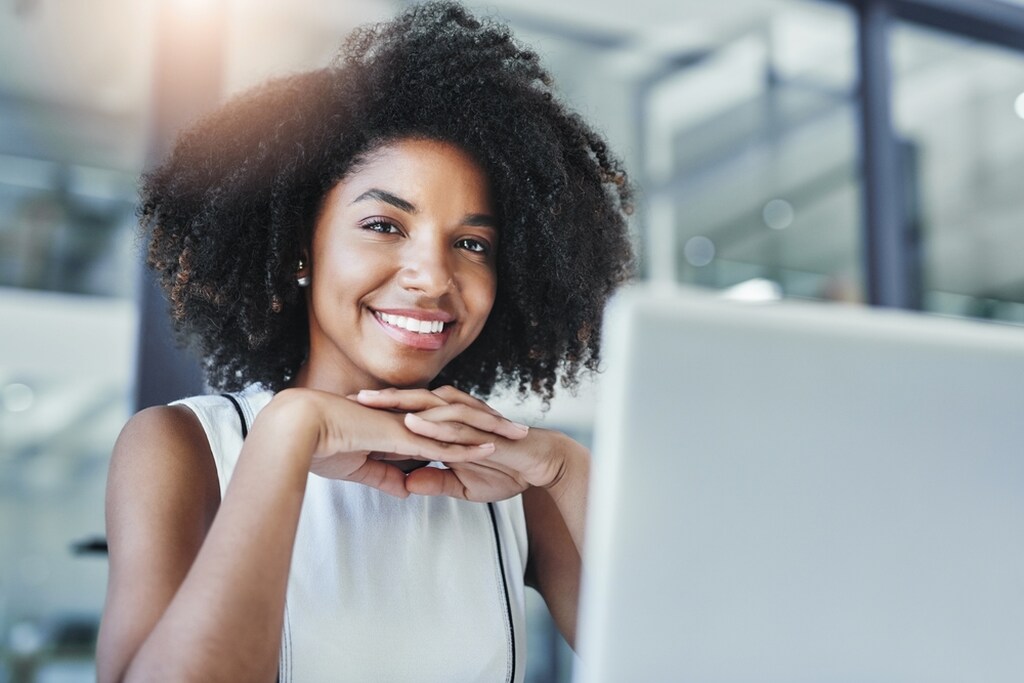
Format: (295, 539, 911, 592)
(892, 22, 1024, 323)
(643, 2, 863, 302)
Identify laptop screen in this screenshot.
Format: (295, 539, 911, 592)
(576, 285, 1024, 683)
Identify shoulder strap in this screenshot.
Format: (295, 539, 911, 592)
(219, 393, 279, 682)
(221, 393, 249, 439)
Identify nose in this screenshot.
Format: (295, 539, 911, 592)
(397, 237, 455, 298)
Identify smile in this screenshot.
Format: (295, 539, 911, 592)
(375, 312, 448, 334)
(371, 309, 455, 351)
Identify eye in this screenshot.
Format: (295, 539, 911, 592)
(360, 217, 401, 235)
(455, 237, 490, 254)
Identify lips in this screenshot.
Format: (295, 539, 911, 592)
(371, 308, 455, 351)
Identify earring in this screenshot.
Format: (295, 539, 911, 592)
(296, 259, 310, 287)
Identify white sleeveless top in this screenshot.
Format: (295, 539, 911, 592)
(174, 387, 529, 682)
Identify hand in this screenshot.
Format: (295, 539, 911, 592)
(354, 386, 566, 502)
(269, 388, 496, 499)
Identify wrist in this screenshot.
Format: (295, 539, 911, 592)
(542, 431, 589, 499)
(256, 389, 324, 469)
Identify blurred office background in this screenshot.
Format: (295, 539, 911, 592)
(1, 0, 1023, 680)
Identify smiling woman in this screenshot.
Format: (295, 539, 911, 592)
(96, 2, 633, 682)
(297, 139, 499, 392)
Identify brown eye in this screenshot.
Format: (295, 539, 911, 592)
(456, 238, 488, 254)
(360, 218, 401, 234)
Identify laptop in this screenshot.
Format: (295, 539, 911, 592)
(575, 284, 1024, 683)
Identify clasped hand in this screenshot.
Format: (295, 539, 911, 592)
(302, 385, 563, 501)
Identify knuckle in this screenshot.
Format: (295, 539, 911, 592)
(434, 385, 457, 399)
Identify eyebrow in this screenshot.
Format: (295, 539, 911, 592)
(351, 187, 498, 229)
(352, 188, 417, 214)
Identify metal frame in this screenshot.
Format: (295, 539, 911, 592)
(856, 1, 916, 308)
(829, 0, 1024, 52)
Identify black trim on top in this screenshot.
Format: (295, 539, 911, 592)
(487, 502, 516, 683)
(221, 393, 249, 438)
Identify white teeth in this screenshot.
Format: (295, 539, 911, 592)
(377, 312, 447, 334)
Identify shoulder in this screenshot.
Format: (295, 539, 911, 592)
(107, 404, 221, 535)
(115, 403, 210, 453)
(110, 404, 214, 480)
(98, 405, 222, 682)
(105, 404, 222, 603)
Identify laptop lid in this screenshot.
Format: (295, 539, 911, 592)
(575, 284, 1024, 682)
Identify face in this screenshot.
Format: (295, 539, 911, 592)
(299, 138, 498, 393)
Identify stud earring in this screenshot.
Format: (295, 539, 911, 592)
(296, 259, 310, 288)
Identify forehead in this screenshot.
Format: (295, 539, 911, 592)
(331, 138, 493, 209)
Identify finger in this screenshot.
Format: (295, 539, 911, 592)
(409, 404, 529, 441)
(344, 460, 411, 499)
(404, 413, 496, 446)
(355, 388, 449, 412)
(368, 453, 431, 474)
(431, 385, 504, 417)
(405, 466, 469, 499)
(386, 431, 496, 462)
(367, 451, 430, 462)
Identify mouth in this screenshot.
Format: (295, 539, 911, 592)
(374, 311, 451, 334)
(371, 309, 455, 351)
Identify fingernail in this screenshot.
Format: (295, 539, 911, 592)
(358, 389, 379, 398)
(477, 442, 496, 451)
(511, 421, 529, 432)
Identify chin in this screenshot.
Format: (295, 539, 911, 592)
(372, 365, 442, 390)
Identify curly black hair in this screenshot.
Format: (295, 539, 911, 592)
(142, 1, 634, 400)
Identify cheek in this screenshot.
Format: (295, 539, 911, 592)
(468, 269, 497, 318)
(317, 247, 390, 295)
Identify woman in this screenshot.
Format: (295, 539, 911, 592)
(97, 3, 633, 681)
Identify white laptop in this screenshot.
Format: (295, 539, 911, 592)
(575, 284, 1024, 683)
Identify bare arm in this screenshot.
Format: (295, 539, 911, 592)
(98, 395, 316, 683)
(523, 432, 589, 647)
(97, 389, 488, 683)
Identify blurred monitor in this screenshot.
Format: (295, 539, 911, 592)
(576, 284, 1024, 683)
